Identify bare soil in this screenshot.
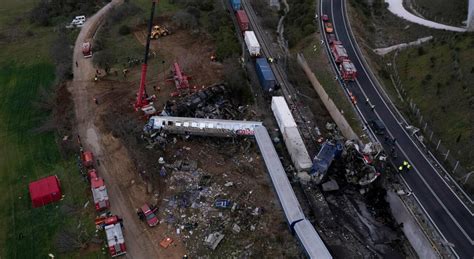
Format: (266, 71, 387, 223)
(70, 7, 302, 258)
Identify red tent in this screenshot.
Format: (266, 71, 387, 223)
(29, 175, 62, 208)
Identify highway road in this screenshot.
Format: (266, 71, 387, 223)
(320, 0, 474, 257)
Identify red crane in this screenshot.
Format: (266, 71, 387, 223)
(172, 62, 190, 90)
(168, 62, 192, 97)
(134, 0, 158, 111)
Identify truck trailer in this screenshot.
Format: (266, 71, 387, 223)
(236, 10, 249, 32)
(311, 141, 343, 182)
(244, 31, 261, 57)
(230, 0, 241, 11)
(255, 58, 276, 91)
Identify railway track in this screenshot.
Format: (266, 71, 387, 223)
(241, 0, 320, 151)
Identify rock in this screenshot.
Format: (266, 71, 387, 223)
(396, 189, 406, 195)
(224, 182, 234, 187)
(297, 172, 311, 184)
(205, 232, 225, 250)
(159, 157, 165, 164)
(232, 224, 241, 234)
(321, 179, 339, 192)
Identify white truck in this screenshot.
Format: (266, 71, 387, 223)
(244, 31, 261, 57)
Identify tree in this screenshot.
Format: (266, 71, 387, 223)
(93, 51, 114, 74)
(30, 0, 51, 26)
(172, 11, 198, 30)
(118, 25, 131, 35)
(50, 28, 73, 80)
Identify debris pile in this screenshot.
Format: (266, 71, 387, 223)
(163, 84, 244, 120)
(160, 167, 265, 256)
(341, 140, 384, 186)
(150, 140, 300, 258)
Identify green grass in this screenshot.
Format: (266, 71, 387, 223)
(94, 0, 178, 71)
(0, 0, 107, 257)
(0, 64, 104, 258)
(0, 1, 55, 65)
(396, 36, 474, 172)
(410, 0, 467, 26)
(133, 0, 178, 14)
(298, 36, 364, 137)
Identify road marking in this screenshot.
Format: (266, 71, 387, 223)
(322, 0, 473, 250)
(337, 0, 473, 215)
(338, 0, 474, 209)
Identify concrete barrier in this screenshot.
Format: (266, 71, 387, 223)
(296, 53, 359, 141)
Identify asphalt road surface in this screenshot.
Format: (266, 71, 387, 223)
(320, 0, 474, 257)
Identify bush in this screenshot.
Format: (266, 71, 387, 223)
(118, 25, 131, 35)
(417, 47, 426, 56)
(109, 2, 141, 23)
(30, 0, 108, 26)
(50, 28, 73, 81)
(172, 11, 198, 30)
(29, 0, 51, 26)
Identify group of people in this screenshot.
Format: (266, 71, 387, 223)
(398, 160, 412, 173)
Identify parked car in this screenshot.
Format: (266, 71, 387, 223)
(369, 119, 386, 135)
(138, 204, 159, 227)
(325, 22, 334, 33)
(322, 14, 329, 22)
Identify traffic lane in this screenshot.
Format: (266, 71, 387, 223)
(348, 77, 474, 252)
(324, 0, 474, 254)
(330, 0, 474, 234)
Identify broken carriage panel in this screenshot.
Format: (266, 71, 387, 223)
(310, 141, 343, 182)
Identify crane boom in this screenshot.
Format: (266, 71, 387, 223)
(134, 0, 158, 111)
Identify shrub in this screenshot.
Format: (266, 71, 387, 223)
(417, 47, 426, 56)
(118, 25, 131, 35)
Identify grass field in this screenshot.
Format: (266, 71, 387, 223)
(395, 35, 474, 174)
(297, 36, 364, 137)
(0, 1, 106, 258)
(93, 0, 177, 72)
(0, 64, 103, 258)
(410, 0, 467, 26)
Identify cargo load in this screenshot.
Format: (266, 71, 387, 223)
(244, 31, 261, 57)
(236, 10, 249, 32)
(230, 0, 241, 11)
(311, 141, 343, 181)
(283, 127, 313, 171)
(271, 96, 297, 134)
(255, 58, 276, 91)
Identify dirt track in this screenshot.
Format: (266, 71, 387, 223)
(69, 1, 171, 258)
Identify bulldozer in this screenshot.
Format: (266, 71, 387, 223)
(150, 25, 170, 39)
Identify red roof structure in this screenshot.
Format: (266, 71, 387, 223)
(28, 175, 62, 208)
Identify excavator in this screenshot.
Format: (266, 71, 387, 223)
(150, 25, 170, 39)
(134, 0, 159, 115)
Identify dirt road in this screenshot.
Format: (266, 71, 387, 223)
(69, 1, 165, 258)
